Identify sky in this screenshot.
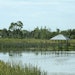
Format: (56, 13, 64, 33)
(0, 0, 75, 31)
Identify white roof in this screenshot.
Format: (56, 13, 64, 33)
(50, 34, 70, 40)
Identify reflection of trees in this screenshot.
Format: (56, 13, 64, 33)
(9, 51, 22, 57)
(35, 52, 39, 55)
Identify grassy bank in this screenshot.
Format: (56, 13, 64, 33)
(0, 38, 75, 51)
(0, 61, 46, 75)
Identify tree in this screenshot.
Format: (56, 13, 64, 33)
(33, 27, 40, 39)
(17, 21, 23, 30)
(56, 28, 60, 34)
(1, 28, 8, 38)
(9, 21, 23, 31)
(39, 26, 49, 39)
(9, 21, 23, 38)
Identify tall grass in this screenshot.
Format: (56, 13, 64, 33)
(0, 38, 75, 51)
(0, 60, 47, 75)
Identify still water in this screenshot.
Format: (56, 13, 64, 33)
(0, 51, 75, 75)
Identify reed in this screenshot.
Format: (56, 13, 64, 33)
(0, 60, 47, 75)
(0, 38, 75, 51)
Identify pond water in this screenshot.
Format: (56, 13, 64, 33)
(0, 51, 75, 75)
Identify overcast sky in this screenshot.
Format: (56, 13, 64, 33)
(0, 0, 75, 31)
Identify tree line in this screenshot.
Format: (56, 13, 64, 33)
(0, 21, 75, 39)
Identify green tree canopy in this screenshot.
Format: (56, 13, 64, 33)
(9, 21, 23, 31)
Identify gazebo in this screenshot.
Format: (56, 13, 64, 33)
(50, 34, 70, 50)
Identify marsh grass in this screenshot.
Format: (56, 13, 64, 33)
(0, 61, 47, 75)
(0, 38, 75, 51)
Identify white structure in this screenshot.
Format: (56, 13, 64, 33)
(50, 34, 70, 40)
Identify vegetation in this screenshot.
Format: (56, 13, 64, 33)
(0, 21, 75, 39)
(0, 21, 75, 51)
(0, 38, 75, 51)
(0, 61, 46, 75)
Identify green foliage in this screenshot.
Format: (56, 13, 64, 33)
(9, 21, 23, 31)
(1, 21, 75, 39)
(0, 39, 75, 51)
(1, 28, 8, 38)
(0, 61, 46, 75)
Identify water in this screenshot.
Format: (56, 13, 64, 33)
(0, 51, 75, 75)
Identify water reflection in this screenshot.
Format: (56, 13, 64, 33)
(9, 51, 22, 57)
(34, 51, 75, 57)
(0, 51, 75, 75)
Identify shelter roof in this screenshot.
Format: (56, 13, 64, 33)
(50, 34, 70, 40)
